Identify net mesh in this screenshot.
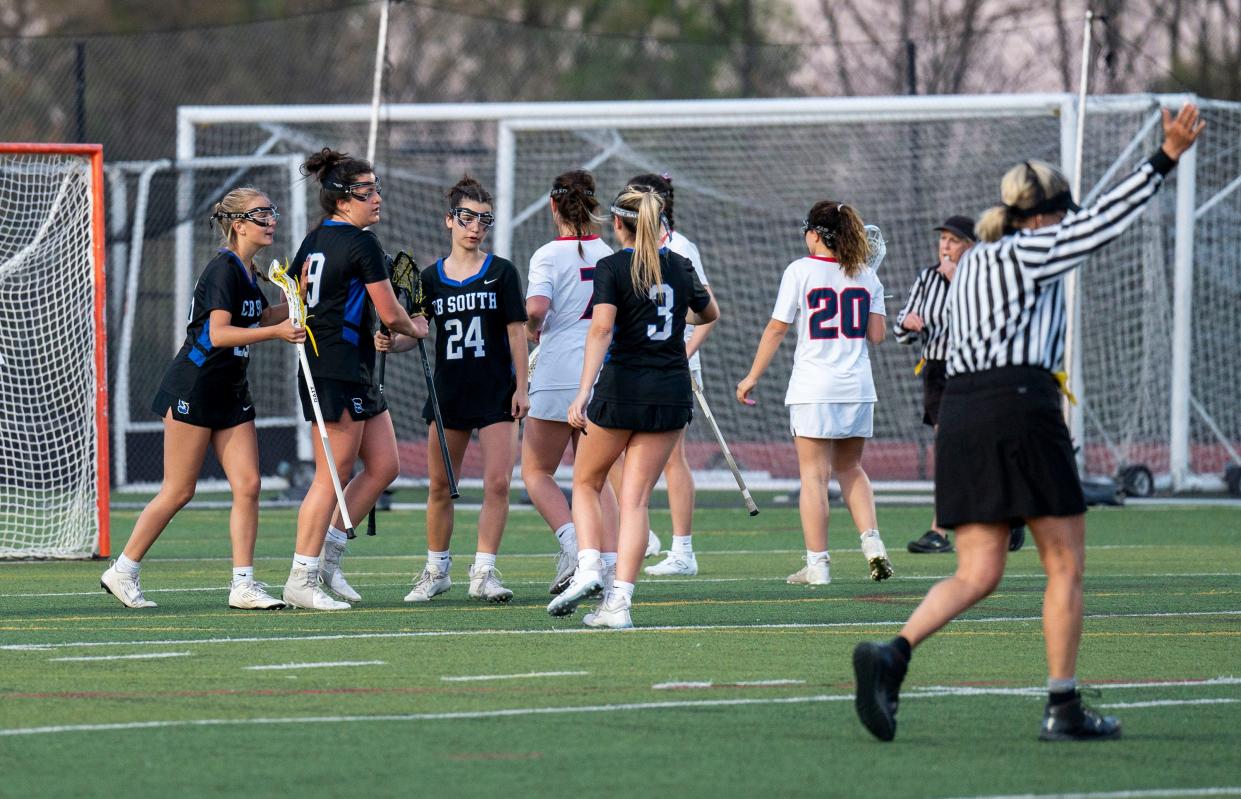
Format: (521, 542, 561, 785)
(188, 99, 1241, 486)
(0, 150, 100, 557)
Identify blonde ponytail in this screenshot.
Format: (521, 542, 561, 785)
(612, 186, 666, 297)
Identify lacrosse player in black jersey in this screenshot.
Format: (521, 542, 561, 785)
(547, 185, 718, 628)
(101, 187, 303, 610)
(281, 149, 423, 611)
(376, 176, 529, 604)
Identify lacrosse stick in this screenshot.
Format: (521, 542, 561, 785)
(864, 224, 887, 272)
(398, 252, 459, 500)
(691, 373, 758, 516)
(528, 344, 540, 377)
(269, 259, 357, 539)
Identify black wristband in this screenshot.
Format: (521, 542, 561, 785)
(1149, 148, 1177, 176)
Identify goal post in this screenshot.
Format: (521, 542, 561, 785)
(0, 143, 109, 559)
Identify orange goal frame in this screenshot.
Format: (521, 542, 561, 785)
(0, 143, 110, 557)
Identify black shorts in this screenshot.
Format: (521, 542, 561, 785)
(423, 391, 514, 432)
(587, 398, 692, 433)
(151, 387, 256, 431)
(298, 375, 387, 422)
(934, 366, 1086, 529)
(921, 359, 948, 427)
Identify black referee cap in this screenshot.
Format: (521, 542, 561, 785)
(934, 215, 976, 241)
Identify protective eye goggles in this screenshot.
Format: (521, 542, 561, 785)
(213, 205, 280, 226)
(450, 207, 495, 230)
(327, 178, 382, 201)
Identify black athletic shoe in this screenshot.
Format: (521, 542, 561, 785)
(907, 530, 953, 554)
(852, 641, 908, 741)
(1039, 694, 1121, 741)
(1008, 525, 1026, 552)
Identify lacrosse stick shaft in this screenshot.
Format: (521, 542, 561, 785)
(365, 326, 390, 536)
(295, 342, 357, 538)
(691, 375, 758, 516)
(419, 338, 459, 499)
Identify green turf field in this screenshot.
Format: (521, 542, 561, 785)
(2, 502, 1239, 799)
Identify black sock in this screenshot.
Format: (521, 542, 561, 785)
(890, 636, 913, 662)
(1048, 689, 1077, 706)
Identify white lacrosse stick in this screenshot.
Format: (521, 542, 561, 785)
(528, 344, 540, 377)
(268, 259, 357, 539)
(691, 373, 758, 516)
(864, 224, 887, 272)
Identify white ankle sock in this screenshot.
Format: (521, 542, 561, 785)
(611, 580, 635, 602)
(578, 548, 601, 570)
(293, 553, 320, 570)
(115, 554, 141, 575)
(326, 526, 349, 545)
(601, 551, 617, 568)
(428, 550, 451, 572)
(1048, 676, 1077, 693)
(474, 552, 497, 570)
(806, 550, 828, 564)
(554, 523, 576, 549)
(232, 566, 253, 587)
(672, 535, 693, 555)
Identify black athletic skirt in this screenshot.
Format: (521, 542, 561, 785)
(921, 359, 948, 427)
(587, 398, 692, 433)
(935, 366, 1086, 529)
(152, 386, 255, 431)
(298, 375, 387, 423)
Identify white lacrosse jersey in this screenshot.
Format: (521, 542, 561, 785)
(664, 229, 709, 371)
(526, 235, 614, 392)
(771, 255, 887, 404)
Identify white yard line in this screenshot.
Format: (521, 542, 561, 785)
(244, 661, 385, 671)
(4, 609, 1240, 652)
(48, 652, 192, 663)
(653, 679, 807, 690)
(1098, 698, 1241, 709)
(940, 788, 1241, 799)
(440, 670, 587, 682)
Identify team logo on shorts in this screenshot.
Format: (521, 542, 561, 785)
(352, 397, 364, 414)
(176, 399, 190, 415)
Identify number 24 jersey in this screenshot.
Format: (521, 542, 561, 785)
(417, 254, 527, 418)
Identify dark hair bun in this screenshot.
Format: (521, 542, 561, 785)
(303, 148, 349, 182)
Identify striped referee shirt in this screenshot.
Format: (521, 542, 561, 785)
(946, 150, 1177, 377)
(894, 265, 952, 361)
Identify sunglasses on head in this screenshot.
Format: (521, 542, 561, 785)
(450, 207, 495, 230)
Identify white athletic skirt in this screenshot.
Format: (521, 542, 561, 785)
(529, 388, 578, 423)
(789, 402, 874, 439)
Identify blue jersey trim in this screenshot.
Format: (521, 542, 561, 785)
(435, 253, 493, 287)
(342, 278, 365, 345)
(219, 248, 257, 288)
(322, 219, 353, 227)
(189, 319, 211, 366)
(620, 247, 669, 253)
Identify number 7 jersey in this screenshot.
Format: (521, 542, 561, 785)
(418, 254, 528, 417)
(771, 256, 886, 405)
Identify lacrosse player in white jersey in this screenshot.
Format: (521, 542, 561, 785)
(522, 170, 621, 594)
(737, 200, 894, 586)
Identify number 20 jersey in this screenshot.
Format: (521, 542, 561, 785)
(417, 254, 527, 419)
(771, 255, 886, 405)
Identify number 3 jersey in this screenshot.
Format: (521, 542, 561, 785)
(418, 254, 528, 418)
(158, 249, 269, 399)
(288, 220, 390, 385)
(591, 248, 711, 408)
(771, 255, 886, 405)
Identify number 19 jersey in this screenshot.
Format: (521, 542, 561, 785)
(525, 235, 614, 392)
(771, 256, 886, 404)
(418, 254, 527, 422)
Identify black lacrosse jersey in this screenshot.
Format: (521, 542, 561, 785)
(592, 248, 710, 407)
(417, 254, 527, 419)
(289, 220, 390, 384)
(158, 249, 269, 398)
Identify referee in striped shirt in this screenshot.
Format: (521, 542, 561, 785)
(853, 103, 1205, 743)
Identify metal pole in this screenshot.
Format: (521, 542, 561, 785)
(366, 0, 391, 165)
(74, 42, 86, 142)
(1170, 140, 1197, 491)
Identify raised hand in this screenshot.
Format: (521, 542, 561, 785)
(1161, 103, 1206, 161)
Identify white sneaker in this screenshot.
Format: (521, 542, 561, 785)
(320, 537, 361, 601)
(645, 551, 698, 576)
(547, 563, 603, 617)
(468, 564, 514, 603)
(861, 530, 895, 581)
(404, 565, 452, 602)
(282, 565, 351, 610)
(100, 564, 157, 608)
(645, 530, 662, 558)
(787, 557, 831, 586)
(583, 592, 633, 629)
(549, 548, 576, 595)
(228, 579, 286, 610)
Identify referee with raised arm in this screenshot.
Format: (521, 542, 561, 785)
(852, 103, 1205, 743)
(896, 216, 1025, 555)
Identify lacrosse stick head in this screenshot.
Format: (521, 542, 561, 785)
(268, 258, 306, 327)
(864, 224, 887, 272)
(390, 251, 419, 311)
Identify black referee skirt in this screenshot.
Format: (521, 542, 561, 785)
(921, 359, 948, 427)
(935, 366, 1086, 529)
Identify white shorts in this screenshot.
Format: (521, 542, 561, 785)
(789, 402, 874, 439)
(528, 388, 578, 423)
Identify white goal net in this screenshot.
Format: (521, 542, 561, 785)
(180, 94, 1241, 493)
(0, 145, 108, 558)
